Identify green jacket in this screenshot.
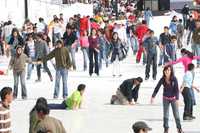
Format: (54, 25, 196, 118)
(44, 47, 71, 69)
(192, 28, 200, 44)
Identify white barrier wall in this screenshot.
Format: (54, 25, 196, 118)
(0, 0, 93, 27)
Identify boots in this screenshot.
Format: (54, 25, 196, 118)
(164, 128, 168, 133)
(177, 128, 184, 133)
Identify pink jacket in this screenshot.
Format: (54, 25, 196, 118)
(80, 36, 89, 48)
(167, 56, 200, 72)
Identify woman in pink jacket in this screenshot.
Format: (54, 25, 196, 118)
(166, 49, 200, 72)
(80, 30, 89, 71)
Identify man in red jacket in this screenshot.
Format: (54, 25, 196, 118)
(135, 20, 149, 64)
(80, 16, 89, 36)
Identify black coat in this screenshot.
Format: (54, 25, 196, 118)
(8, 35, 24, 47)
(110, 40, 126, 62)
(119, 78, 141, 102)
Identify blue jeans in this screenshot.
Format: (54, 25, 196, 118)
(163, 99, 181, 129)
(48, 100, 66, 109)
(67, 46, 76, 69)
(13, 70, 27, 98)
(53, 33, 61, 45)
(81, 48, 89, 70)
(159, 46, 168, 65)
(195, 44, 200, 65)
(27, 57, 35, 79)
(98, 47, 108, 69)
(130, 37, 138, 55)
(54, 68, 68, 98)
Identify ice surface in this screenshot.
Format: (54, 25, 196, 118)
(0, 14, 200, 133)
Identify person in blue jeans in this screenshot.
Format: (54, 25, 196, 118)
(180, 63, 200, 120)
(158, 26, 171, 66)
(24, 33, 36, 80)
(151, 65, 183, 133)
(43, 40, 71, 99)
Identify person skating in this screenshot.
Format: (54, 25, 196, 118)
(181, 4, 190, 29)
(110, 77, 143, 105)
(192, 20, 200, 67)
(48, 84, 86, 110)
(158, 26, 171, 66)
(24, 33, 36, 80)
(176, 19, 184, 49)
(180, 63, 200, 120)
(8, 45, 33, 99)
(186, 15, 196, 46)
(35, 33, 53, 82)
(63, 26, 78, 70)
(166, 48, 200, 72)
(0, 87, 13, 133)
(151, 65, 183, 133)
(88, 28, 100, 76)
(79, 30, 89, 71)
(165, 35, 177, 62)
(43, 40, 71, 99)
(110, 32, 125, 77)
(143, 30, 159, 80)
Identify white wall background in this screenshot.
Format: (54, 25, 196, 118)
(0, 0, 93, 27)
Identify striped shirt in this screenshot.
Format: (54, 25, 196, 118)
(0, 102, 11, 133)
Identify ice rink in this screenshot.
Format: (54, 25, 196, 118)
(0, 14, 200, 133)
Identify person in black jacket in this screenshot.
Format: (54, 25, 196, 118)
(158, 26, 171, 66)
(186, 15, 196, 45)
(8, 28, 24, 56)
(110, 77, 143, 105)
(181, 4, 190, 29)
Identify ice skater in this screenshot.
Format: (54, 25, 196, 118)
(143, 30, 159, 80)
(43, 40, 71, 99)
(8, 45, 35, 99)
(110, 32, 126, 77)
(180, 63, 200, 120)
(151, 65, 183, 133)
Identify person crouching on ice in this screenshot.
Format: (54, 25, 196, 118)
(110, 77, 143, 105)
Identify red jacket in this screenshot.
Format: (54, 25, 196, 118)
(80, 17, 89, 36)
(135, 24, 148, 44)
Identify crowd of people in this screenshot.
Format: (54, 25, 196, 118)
(0, 1, 200, 133)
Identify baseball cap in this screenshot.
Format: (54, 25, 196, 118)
(132, 121, 152, 132)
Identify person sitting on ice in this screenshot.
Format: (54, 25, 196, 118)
(48, 84, 86, 110)
(110, 77, 143, 105)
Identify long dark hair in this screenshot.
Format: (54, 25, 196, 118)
(186, 50, 194, 59)
(162, 65, 174, 84)
(11, 28, 20, 37)
(30, 97, 49, 114)
(111, 32, 121, 42)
